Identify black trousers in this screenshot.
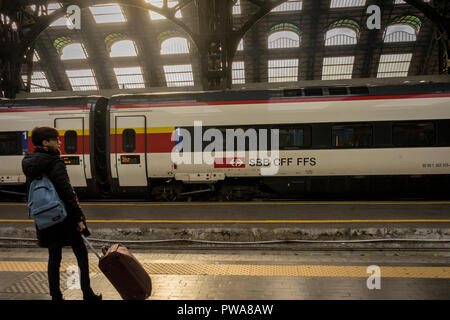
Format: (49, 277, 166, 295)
(47, 239, 92, 298)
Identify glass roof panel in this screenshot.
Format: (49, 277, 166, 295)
(330, 0, 366, 8)
(394, 0, 430, 4)
(66, 69, 98, 91)
(377, 53, 413, 78)
(47, 3, 71, 27)
(22, 71, 51, 93)
(237, 39, 243, 51)
(33, 51, 40, 62)
(233, 0, 241, 15)
(232, 61, 245, 84)
(163, 64, 194, 87)
(322, 56, 355, 80)
(114, 67, 145, 89)
(89, 4, 126, 23)
(268, 59, 298, 82)
(272, 0, 302, 12)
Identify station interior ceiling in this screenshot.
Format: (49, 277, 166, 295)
(0, 0, 449, 98)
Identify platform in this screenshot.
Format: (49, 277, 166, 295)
(0, 248, 449, 300)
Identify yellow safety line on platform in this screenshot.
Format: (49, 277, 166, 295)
(2, 201, 450, 206)
(0, 261, 449, 278)
(1, 219, 450, 224)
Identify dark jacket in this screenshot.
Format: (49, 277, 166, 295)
(22, 146, 89, 248)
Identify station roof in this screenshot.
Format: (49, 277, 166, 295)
(16, 0, 448, 96)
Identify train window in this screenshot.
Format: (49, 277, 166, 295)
(393, 121, 435, 147)
(332, 124, 372, 148)
(349, 86, 369, 95)
(64, 131, 77, 154)
(283, 89, 303, 97)
(328, 87, 348, 95)
(437, 120, 450, 146)
(304, 88, 323, 96)
(122, 129, 136, 152)
(278, 126, 311, 149)
(219, 127, 256, 152)
(0, 132, 21, 155)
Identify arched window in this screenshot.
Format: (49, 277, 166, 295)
(325, 19, 359, 46)
(268, 23, 300, 49)
(383, 16, 421, 43)
(110, 40, 138, 57)
(160, 37, 189, 55)
(60, 43, 87, 60)
(53, 36, 88, 60)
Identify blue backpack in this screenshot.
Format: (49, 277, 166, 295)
(28, 175, 67, 230)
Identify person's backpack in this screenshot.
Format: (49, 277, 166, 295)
(28, 173, 67, 230)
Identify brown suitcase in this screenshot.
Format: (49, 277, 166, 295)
(82, 236, 152, 300)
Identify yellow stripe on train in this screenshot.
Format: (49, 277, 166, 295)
(111, 127, 175, 134)
(28, 130, 89, 136)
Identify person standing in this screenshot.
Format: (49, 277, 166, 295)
(22, 126, 102, 301)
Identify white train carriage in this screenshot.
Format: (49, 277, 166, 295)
(0, 97, 109, 197)
(1, 82, 449, 200)
(106, 82, 450, 200)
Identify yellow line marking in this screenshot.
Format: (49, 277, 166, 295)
(0, 261, 449, 278)
(1, 219, 450, 224)
(2, 201, 450, 206)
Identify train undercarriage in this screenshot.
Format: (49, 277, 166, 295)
(2, 172, 449, 202)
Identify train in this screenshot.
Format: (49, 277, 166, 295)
(1, 82, 450, 200)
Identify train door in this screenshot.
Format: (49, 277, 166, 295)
(115, 116, 147, 186)
(54, 118, 87, 187)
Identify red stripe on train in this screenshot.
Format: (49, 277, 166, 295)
(0, 106, 90, 113)
(27, 135, 90, 155)
(111, 133, 174, 153)
(110, 93, 450, 110)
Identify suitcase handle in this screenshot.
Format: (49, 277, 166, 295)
(81, 235, 102, 260)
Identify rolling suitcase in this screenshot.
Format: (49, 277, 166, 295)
(82, 235, 152, 300)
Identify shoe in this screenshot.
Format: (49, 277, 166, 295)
(83, 292, 102, 300)
(51, 294, 64, 301)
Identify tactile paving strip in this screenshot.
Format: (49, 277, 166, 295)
(2, 272, 72, 294)
(0, 261, 449, 279)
